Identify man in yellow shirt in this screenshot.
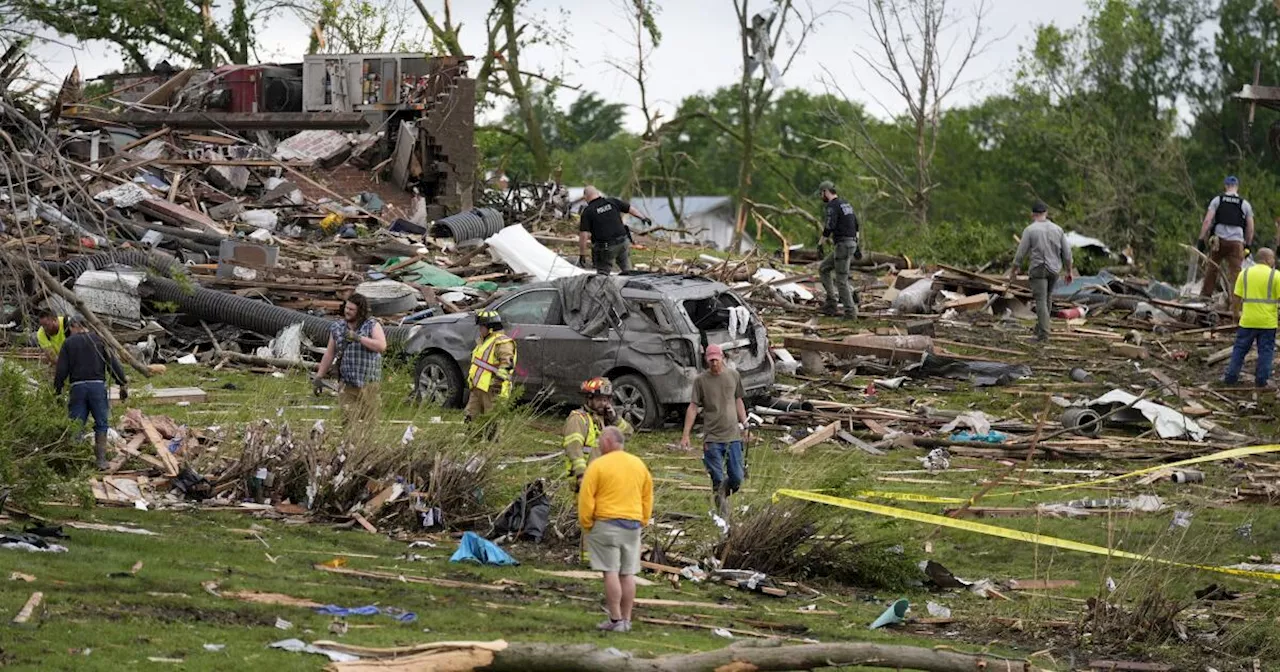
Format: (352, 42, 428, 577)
(1223, 248, 1280, 388)
(578, 426, 653, 633)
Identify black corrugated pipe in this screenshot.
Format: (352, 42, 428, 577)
(45, 252, 415, 345)
(761, 397, 816, 413)
(430, 208, 504, 242)
(41, 249, 189, 280)
(144, 276, 414, 346)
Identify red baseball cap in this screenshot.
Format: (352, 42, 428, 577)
(705, 344, 724, 361)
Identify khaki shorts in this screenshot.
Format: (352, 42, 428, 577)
(586, 522, 641, 575)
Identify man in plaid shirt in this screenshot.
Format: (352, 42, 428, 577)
(314, 294, 387, 434)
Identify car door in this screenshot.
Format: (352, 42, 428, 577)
(540, 301, 623, 405)
(492, 288, 559, 398)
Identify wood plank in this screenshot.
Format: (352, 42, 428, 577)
(783, 336, 927, 365)
(110, 386, 206, 405)
(636, 617, 809, 642)
(11, 592, 42, 624)
(1007, 579, 1080, 590)
(352, 513, 379, 534)
(1088, 662, 1173, 671)
(788, 421, 841, 455)
(138, 416, 180, 476)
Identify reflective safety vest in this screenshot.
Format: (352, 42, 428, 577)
(563, 408, 634, 477)
(1238, 264, 1279, 329)
(468, 331, 516, 396)
(37, 316, 67, 357)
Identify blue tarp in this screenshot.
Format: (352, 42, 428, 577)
(449, 531, 518, 566)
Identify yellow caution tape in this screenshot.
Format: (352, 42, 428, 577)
(859, 444, 1280, 504)
(775, 488, 1280, 583)
(856, 490, 966, 504)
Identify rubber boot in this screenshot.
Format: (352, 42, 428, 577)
(844, 305, 859, 320)
(94, 432, 109, 470)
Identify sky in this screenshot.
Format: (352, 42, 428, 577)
(29, 0, 1092, 130)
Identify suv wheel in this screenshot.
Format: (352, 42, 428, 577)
(612, 374, 660, 429)
(414, 353, 464, 408)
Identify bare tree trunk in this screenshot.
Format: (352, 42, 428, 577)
(497, 0, 551, 180)
(327, 639, 1035, 672)
(731, 0, 755, 253)
(412, 0, 501, 105)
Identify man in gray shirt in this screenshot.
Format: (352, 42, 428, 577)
(1197, 175, 1255, 298)
(1008, 201, 1074, 342)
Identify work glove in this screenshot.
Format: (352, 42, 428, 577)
(119, 386, 128, 401)
(311, 376, 325, 396)
(344, 329, 361, 343)
(576, 255, 588, 268)
(853, 246, 864, 260)
(602, 405, 618, 426)
(641, 217, 653, 228)
(1196, 238, 1206, 253)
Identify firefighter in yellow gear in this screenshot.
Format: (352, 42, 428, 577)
(465, 310, 516, 432)
(563, 377, 634, 490)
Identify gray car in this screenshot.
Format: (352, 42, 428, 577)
(404, 273, 775, 428)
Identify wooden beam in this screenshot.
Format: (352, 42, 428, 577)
(783, 336, 927, 365)
(788, 420, 841, 455)
(80, 111, 371, 131)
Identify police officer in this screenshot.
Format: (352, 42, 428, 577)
(817, 180, 861, 318)
(1197, 175, 1255, 298)
(577, 185, 651, 274)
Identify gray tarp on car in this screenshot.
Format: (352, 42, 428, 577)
(556, 274, 630, 338)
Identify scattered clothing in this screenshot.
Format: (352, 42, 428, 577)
(449, 530, 517, 566)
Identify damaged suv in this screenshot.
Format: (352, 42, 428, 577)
(404, 273, 774, 428)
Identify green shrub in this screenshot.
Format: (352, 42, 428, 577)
(0, 361, 90, 508)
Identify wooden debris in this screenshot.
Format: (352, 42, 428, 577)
(1007, 579, 1079, 590)
(788, 421, 841, 455)
(11, 592, 42, 625)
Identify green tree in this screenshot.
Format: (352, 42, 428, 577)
(16, 0, 263, 68)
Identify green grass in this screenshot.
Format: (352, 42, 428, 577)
(4, 309, 1280, 670)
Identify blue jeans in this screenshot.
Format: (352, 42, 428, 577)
(703, 441, 744, 495)
(1224, 327, 1276, 387)
(68, 381, 111, 434)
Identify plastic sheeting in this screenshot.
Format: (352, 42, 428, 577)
(911, 354, 1031, 387)
(449, 531, 518, 566)
(490, 481, 551, 542)
(752, 267, 813, 301)
(486, 225, 588, 282)
(1089, 389, 1207, 441)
